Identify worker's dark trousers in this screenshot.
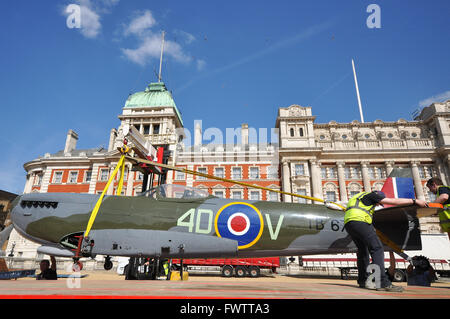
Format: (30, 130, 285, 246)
(345, 221, 390, 288)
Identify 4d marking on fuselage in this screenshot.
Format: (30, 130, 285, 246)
(10, 184, 425, 260)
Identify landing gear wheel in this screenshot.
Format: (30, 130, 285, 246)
(248, 266, 260, 278)
(104, 256, 113, 271)
(235, 265, 247, 278)
(393, 269, 405, 282)
(221, 265, 233, 277)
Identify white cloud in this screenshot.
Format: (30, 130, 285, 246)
(419, 90, 450, 107)
(122, 33, 192, 66)
(124, 10, 156, 36)
(62, 0, 119, 39)
(79, 3, 102, 38)
(196, 59, 206, 71)
(174, 30, 196, 44)
(121, 12, 196, 68)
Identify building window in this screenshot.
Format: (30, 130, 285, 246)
(69, 171, 81, 184)
(418, 166, 425, 179)
(175, 171, 185, 181)
(295, 164, 304, 176)
(33, 174, 43, 186)
(290, 128, 295, 137)
(375, 167, 384, 179)
(215, 167, 225, 178)
(250, 191, 260, 200)
(344, 167, 351, 179)
(85, 171, 92, 183)
(249, 167, 259, 179)
(197, 167, 207, 180)
(297, 189, 307, 204)
(267, 166, 278, 179)
(153, 124, 160, 135)
(100, 169, 109, 181)
(326, 191, 336, 202)
(329, 167, 337, 179)
(143, 124, 150, 135)
(231, 191, 242, 199)
(368, 167, 375, 179)
(349, 191, 360, 198)
(268, 192, 278, 202)
(321, 167, 327, 179)
(53, 171, 63, 184)
(299, 127, 304, 137)
(351, 167, 360, 179)
(214, 190, 224, 198)
(232, 167, 242, 180)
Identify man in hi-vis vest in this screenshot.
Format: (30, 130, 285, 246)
(345, 191, 427, 292)
(426, 177, 450, 240)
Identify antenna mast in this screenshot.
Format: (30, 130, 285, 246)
(158, 31, 165, 82)
(352, 59, 364, 123)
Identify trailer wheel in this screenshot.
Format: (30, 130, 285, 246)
(393, 269, 405, 282)
(235, 266, 247, 277)
(221, 265, 233, 277)
(248, 266, 260, 278)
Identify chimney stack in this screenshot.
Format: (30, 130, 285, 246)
(64, 130, 78, 154)
(241, 123, 249, 145)
(194, 121, 202, 147)
(108, 128, 117, 152)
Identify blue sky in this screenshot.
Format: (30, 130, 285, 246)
(0, 0, 449, 193)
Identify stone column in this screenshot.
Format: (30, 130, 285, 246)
(411, 161, 425, 200)
(309, 159, 322, 203)
(361, 161, 371, 192)
(337, 161, 348, 202)
(385, 161, 394, 177)
(282, 160, 292, 202)
(88, 163, 101, 194)
(125, 164, 134, 196)
(434, 157, 449, 185)
(107, 164, 115, 195)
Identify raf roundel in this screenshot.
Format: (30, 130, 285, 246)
(214, 202, 264, 249)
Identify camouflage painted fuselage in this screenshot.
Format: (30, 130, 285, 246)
(10, 189, 421, 259)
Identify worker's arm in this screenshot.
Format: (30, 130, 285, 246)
(380, 197, 428, 207)
(50, 256, 56, 271)
(434, 193, 449, 204)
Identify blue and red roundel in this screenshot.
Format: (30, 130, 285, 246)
(214, 202, 264, 249)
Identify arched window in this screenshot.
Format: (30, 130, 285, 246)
(290, 128, 295, 137)
(299, 127, 304, 136)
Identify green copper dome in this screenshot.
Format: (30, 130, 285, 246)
(124, 82, 183, 125)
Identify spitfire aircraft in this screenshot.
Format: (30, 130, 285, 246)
(8, 165, 441, 273)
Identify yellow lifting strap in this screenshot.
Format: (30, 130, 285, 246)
(124, 155, 346, 211)
(84, 148, 128, 238)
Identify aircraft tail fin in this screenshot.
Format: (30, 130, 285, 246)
(380, 168, 415, 208)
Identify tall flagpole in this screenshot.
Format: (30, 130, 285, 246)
(352, 59, 364, 123)
(158, 30, 165, 82)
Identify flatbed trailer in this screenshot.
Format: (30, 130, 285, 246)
(171, 257, 280, 278)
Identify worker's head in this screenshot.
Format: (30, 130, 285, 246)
(426, 178, 443, 194)
(372, 191, 386, 205)
(39, 259, 50, 272)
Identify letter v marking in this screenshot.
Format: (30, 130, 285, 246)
(265, 214, 284, 240)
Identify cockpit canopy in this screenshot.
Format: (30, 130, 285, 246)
(139, 184, 211, 200)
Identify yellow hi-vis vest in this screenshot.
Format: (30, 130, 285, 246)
(437, 186, 450, 232)
(344, 192, 376, 225)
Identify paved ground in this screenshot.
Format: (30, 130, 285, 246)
(1, 271, 449, 299)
